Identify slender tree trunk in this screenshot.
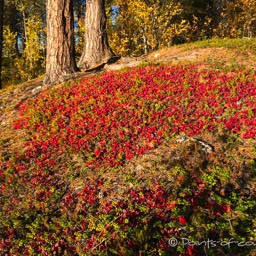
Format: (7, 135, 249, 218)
(44, 0, 78, 85)
(0, 0, 4, 89)
(142, 27, 148, 55)
(22, 11, 33, 70)
(78, 0, 115, 70)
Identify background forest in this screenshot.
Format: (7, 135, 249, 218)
(1, 0, 256, 87)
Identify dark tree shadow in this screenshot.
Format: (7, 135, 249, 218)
(85, 56, 121, 73)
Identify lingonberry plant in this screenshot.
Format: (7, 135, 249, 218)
(0, 64, 255, 255)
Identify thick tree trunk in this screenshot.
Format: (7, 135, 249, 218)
(44, 0, 78, 85)
(78, 0, 115, 70)
(0, 0, 4, 89)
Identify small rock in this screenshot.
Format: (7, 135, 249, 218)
(154, 53, 160, 58)
(31, 86, 42, 96)
(98, 192, 106, 198)
(196, 139, 214, 154)
(176, 135, 214, 154)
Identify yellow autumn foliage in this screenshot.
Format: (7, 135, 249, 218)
(108, 0, 190, 56)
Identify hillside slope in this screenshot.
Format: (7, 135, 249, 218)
(1, 38, 256, 159)
(0, 39, 255, 256)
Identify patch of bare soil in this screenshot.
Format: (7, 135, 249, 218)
(147, 47, 256, 70)
(0, 79, 44, 159)
(105, 46, 256, 71)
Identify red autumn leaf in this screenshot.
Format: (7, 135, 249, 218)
(178, 216, 188, 224)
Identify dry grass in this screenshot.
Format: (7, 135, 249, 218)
(148, 46, 256, 70)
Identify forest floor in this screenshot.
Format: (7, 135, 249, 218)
(1, 39, 255, 199)
(0, 38, 255, 255)
(1, 39, 255, 161)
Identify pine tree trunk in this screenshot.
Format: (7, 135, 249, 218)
(44, 0, 78, 85)
(0, 0, 4, 89)
(78, 0, 115, 70)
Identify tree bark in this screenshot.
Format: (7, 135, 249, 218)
(0, 0, 4, 89)
(44, 0, 78, 85)
(78, 0, 115, 70)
